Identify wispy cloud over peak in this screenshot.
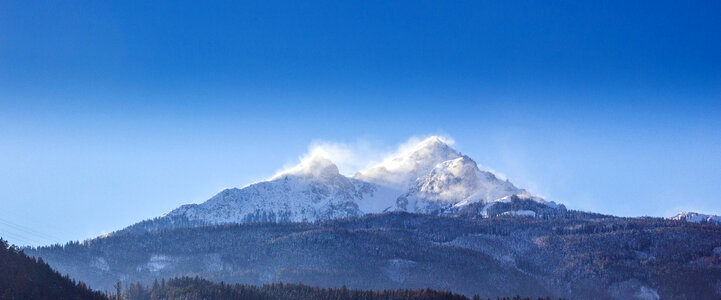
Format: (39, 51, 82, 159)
(270, 135, 457, 181)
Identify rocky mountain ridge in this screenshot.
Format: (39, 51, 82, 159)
(121, 137, 560, 233)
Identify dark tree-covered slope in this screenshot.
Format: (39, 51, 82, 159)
(27, 212, 721, 299)
(0, 238, 106, 300)
(122, 276, 484, 300)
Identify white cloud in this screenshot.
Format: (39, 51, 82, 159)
(270, 134, 456, 179)
(381, 135, 455, 162)
(270, 139, 383, 179)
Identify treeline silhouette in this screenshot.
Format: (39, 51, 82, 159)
(0, 238, 106, 300)
(122, 276, 558, 300)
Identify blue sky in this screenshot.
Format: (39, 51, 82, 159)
(1, 1, 720, 246)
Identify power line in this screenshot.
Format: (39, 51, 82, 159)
(0, 217, 62, 243)
(0, 229, 45, 246)
(0, 226, 55, 246)
(0, 219, 63, 246)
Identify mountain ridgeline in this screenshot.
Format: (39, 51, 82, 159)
(23, 137, 721, 299)
(119, 137, 563, 234)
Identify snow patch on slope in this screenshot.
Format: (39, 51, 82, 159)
(91, 257, 109, 271)
(500, 210, 537, 217)
(143, 255, 176, 272)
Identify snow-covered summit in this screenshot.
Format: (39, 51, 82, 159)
(353, 137, 532, 214)
(420, 155, 520, 204)
(128, 136, 559, 232)
(354, 136, 461, 188)
(392, 154, 541, 215)
(417, 156, 485, 203)
(164, 157, 379, 224)
(671, 212, 721, 225)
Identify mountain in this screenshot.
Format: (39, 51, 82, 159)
(163, 157, 388, 224)
(22, 137, 721, 298)
(120, 137, 557, 234)
(0, 238, 107, 300)
(26, 212, 721, 299)
(121, 156, 398, 233)
(671, 212, 721, 225)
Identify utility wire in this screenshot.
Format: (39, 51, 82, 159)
(0, 217, 64, 246)
(0, 217, 62, 244)
(0, 226, 54, 246)
(0, 230, 45, 246)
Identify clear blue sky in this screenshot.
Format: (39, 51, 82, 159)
(1, 1, 720, 246)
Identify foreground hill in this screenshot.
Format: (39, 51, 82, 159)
(0, 238, 106, 300)
(27, 212, 721, 299)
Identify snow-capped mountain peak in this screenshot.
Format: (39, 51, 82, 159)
(163, 157, 370, 225)
(392, 154, 526, 214)
(424, 156, 521, 203)
(123, 136, 561, 233)
(415, 156, 484, 202)
(354, 136, 461, 188)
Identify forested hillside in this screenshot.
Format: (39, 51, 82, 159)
(27, 212, 721, 299)
(0, 238, 106, 300)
